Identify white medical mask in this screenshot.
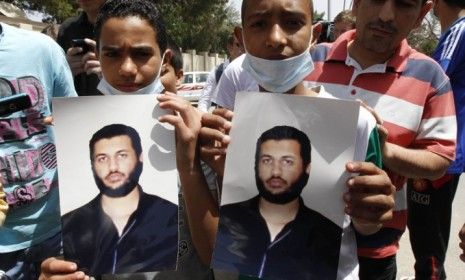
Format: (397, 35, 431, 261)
(97, 53, 166, 95)
(242, 45, 314, 93)
(97, 76, 164, 95)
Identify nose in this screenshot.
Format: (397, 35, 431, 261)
(379, 0, 395, 22)
(266, 24, 287, 49)
(119, 56, 137, 77)
(108, 157, 119, 172)
(271, 161, 282, 177)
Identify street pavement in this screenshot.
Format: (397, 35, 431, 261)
(397, 176, 465, 279)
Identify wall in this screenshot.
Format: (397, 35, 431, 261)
(182, 50, 228, 72)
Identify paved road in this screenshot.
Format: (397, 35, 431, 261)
(397, 176, 465, 279)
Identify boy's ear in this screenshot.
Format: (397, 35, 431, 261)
(311, 22, 322, 46)
(162, 49, 173, 66)
(176, 69, 184, 87)
(234, 26, 244, 49)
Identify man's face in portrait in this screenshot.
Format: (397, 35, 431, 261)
(256, 139, 310, 204)
(92, 135, 143, 196)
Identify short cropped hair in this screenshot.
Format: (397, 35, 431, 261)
(255, 126, 312, 169)
(89, 124, 143, 160)
(167, 37, 183, 73)
(443, 0, 465, 8)
(241, 0, 314, 25)
(333, 10, 356, 28)
(95, 0, 168, 54)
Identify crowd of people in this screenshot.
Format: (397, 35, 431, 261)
(0, 0, 464, 279)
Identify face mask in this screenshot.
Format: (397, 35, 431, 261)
(242, 44, 314, 93)
(97, 53, 166, 95)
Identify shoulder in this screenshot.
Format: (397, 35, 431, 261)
(59, 14, 83, 31)
(142, 192, 178, 212)
(62, 197, 100, 228)
(221, 197, 255, 217)
(403, 49, 450, 89)
(300, 205, 341, 234)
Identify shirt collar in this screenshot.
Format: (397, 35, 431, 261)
(325, 29, 412, 73)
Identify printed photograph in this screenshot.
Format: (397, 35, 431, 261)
(53, 95, 178, 277)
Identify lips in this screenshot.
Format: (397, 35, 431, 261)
(266, 178, 287, 188)
(116, 84, 140, 92)
(106, 172, 124, 183)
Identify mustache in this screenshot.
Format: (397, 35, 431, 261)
(105, 171, 125, 180)
(368, 20, 397, 34)
(266, 176, 287, 185)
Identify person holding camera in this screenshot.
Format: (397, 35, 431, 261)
(57, 0, 106, 96)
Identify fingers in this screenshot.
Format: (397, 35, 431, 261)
(39, 258, 89, 280)
(42, 116, 54, 126)
(344, 162, 395, 224)
(41, 258, 77, 274)
(66, 47, 82, 57)
(459, 224, 465, 262)
(83, 38, 96, 49)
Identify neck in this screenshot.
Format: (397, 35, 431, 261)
(440, 8, 465, 33)
(101, 185, 140, 218)
(259, 197, 300, 224)
(85, 10, 98, 24)
(348, 39, 394, 70)
(259, 82, 318, 96)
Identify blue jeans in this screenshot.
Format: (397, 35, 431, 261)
(0, 231, 62, 280)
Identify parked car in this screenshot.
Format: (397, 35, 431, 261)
(178, 71, 210, 103)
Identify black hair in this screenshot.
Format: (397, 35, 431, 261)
(241, 0, 314, 25)
(95, 0, 167, 53)
(166, 37, 183, 73)
(254, 125, 312, 170)
(443, 0, 465, 8)
(89, 123, 142, 160)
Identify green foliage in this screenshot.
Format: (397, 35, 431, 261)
(7, 0, 238, 53)
(407, 13, 439, 56)
(313, 10, 325, 22)
(155, 0, 239, 53)
(2, 0, 77, 23)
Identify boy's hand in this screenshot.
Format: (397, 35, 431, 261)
(157, 92, 202, 169)
(344, 162, 395, 235)
(39, 257, 89, 280)
(460, 223, 465, 262)
(199, 108, 233, 177)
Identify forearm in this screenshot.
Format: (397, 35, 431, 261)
(383, 142, 450, 180)
(178, 158, 219, 265)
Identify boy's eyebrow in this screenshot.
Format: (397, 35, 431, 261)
(246, 8, 309, 21)
(101, 44, 156, 52)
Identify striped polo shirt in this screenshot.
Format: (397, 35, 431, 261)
(306, 30, 457, 258)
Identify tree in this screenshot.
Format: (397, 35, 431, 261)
(2, 0, 77, 23)
(155, 0, 238, 53)
(407, 13, 440, 56)
(6, 0, 238, 53)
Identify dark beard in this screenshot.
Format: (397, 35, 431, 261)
(93, 161, 143, 198)
(256, 171, 309, 204)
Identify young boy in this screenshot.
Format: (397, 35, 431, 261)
(39, 0, 214, 279)
(194, 0, 396, 278)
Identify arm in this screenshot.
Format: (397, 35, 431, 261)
(460, 223, 465, 263)
(382, 142, 450, 180)
(360, 101, 452, 180)
(197, 69, 216, 112)
(157, 92, 220, 265)
(39, 257, 89, 280)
